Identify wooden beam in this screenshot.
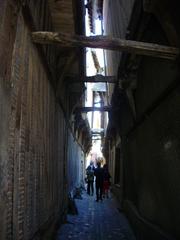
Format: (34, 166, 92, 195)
(75, 106, 110, 112)
(68, 74, 116, 83)
(92, 133, 103, 135)
(86, 75, 116, 83)
(91, 130, 104, 135)
(31, 31, 179, 60)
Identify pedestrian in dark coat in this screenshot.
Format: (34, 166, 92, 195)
(94, 161, 104, 202)
(86, 161, 95, 195)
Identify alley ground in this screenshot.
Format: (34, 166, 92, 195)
(56, 191, 136, 240)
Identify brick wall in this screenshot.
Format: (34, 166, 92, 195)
(0, 1, 69, 239)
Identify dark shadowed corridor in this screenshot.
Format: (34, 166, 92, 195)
(0, 0, 180, 240)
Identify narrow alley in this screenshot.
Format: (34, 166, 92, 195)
(56, 191, 136, 240)
(0, 0, 179, 240)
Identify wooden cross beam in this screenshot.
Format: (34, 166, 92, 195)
(86, 75, 116, 83)
(91, 132, 104, 135)
(31, 31, 179, 60)
(75, 106, 110, 112)
(91, 130, 104, 135)
(67, 74, 116, 83)
(92, 134, 102, 136)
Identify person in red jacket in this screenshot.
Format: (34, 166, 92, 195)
(103, 164, 111, 198)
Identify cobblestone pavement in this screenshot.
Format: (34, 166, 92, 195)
(56, 191, 136, 240)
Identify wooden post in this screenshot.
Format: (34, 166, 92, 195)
(75, 106, 110, 112)
(32, 31, 179, 60)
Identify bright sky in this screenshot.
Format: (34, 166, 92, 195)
(84, 5, 105, 160)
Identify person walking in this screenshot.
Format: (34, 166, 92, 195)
(86, 161, 95, 195)
(103, 164, 111, 198)
(94, 161, 104, 202)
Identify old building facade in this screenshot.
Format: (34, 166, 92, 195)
(102, 0, 180, 239)
(0, 0, 180, 240)
(0, 1, 91, 239)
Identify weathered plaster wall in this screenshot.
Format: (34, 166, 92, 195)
(124, 86, 180, 239)
(103, 0, 135, 75)
(104, 0, 180, 238)
(122, 15, 180, 240)
(67, 131, 85, 194)
(103, 0, 135, 105)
